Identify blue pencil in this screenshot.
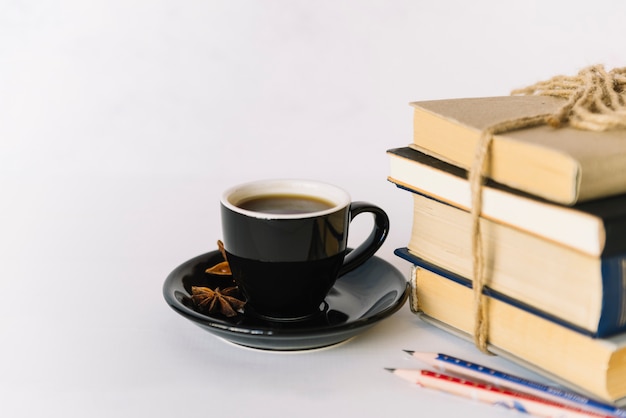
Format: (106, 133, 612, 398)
(405, 351, 626, 417)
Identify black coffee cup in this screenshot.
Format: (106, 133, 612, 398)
(220, 179, 390, 321)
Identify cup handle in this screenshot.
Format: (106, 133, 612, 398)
(338, 201, 390, 277)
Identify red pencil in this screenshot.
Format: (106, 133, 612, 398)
(387, 369, 612, 418)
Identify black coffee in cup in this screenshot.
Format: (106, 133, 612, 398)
(236, 194, 335, 215)
(220, 179, 389, 321)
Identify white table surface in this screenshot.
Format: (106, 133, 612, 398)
(2, 2, 624, 417)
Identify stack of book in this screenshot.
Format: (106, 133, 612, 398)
(387, 96, 626, 406)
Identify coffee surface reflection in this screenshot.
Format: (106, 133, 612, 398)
(236, 194, 335, 215)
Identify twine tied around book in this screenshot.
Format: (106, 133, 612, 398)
(469, 64, 626, 354)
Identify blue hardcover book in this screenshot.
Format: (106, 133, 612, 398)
(395, 247, 626, 338)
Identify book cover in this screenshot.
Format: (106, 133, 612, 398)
(410, 96, 626, 204)
(387, 146, 626, 257)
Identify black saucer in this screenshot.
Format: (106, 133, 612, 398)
(163, 250, 409, 351)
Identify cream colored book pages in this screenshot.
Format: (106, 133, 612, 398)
(407, 193, 604, 332)
(411, 96, 626, 204)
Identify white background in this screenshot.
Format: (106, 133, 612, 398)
(1, 1, 624, 417)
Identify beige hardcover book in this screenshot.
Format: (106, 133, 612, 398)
(410, 96, 626, 204)
(409, 265, 626, 405)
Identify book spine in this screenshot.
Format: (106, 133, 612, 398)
(603, 218, 626, 257)
(599, 256, 626, 335)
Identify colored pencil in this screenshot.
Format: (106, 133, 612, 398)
(404, 351, 626, 417)
(387, 368, 612, 418)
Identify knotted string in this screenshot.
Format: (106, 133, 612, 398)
(470, 65, 626, 353)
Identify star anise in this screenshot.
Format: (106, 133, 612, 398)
(191, 285, 245, 317)
(205, 240, 232, 275)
